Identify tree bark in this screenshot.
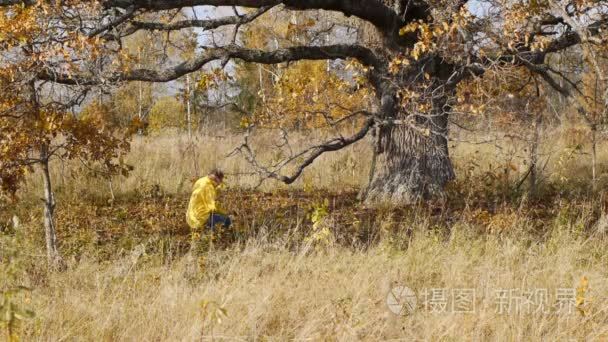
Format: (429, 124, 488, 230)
(40, 144, 63, 269)
(366, 95, 455, 203)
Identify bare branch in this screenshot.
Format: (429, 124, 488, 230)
(87, 6, 138, 37)
(103, 0, 428, 43)
(0, 0, 35, 6)
(234, 115, 374, 184)
(126, 6, 271, 33)
(39, 44, 385, 85)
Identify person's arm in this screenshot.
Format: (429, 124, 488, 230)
(214, 205, 227, 216)
(205, 184, 228, 215)
(212, 195, 227, 216)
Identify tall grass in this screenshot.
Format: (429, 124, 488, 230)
(14, 121, 608, 204)
(19, 130, 372, 204)
(3, 123, 608, 340)
(16, 226, 608, 340)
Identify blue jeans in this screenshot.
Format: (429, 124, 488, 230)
(206, 213, 232, 230)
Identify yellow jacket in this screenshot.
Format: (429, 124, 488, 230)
(186, 176, 224, 229)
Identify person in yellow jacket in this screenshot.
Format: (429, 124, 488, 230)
(186, 169, 231, 230)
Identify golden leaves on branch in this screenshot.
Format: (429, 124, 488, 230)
(395, 8, 472, 65)
(0, 0, 110, 81)
(0, 3, 39, 48)
(252, 60, 373, 130)
(388, 55, 410, 75)
(454, 67, 547, 125)
(196, 68, 228, 92)
(1, 103, 134, 197)
(0, 1, 134, 198)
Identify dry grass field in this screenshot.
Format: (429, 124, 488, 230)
(3, 126, 608, 340)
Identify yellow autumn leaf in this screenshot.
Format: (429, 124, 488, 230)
(576, 276, 589, 316)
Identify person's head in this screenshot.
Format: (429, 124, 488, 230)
(208, 169, 225, 184)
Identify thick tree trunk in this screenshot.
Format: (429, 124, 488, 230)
(40, 144, 63, 269)
(366, 96, 455, 204)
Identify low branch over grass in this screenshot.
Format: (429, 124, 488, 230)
(232, 114, 375, 185)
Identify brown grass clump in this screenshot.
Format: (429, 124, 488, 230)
(3, 221, 608, 340)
